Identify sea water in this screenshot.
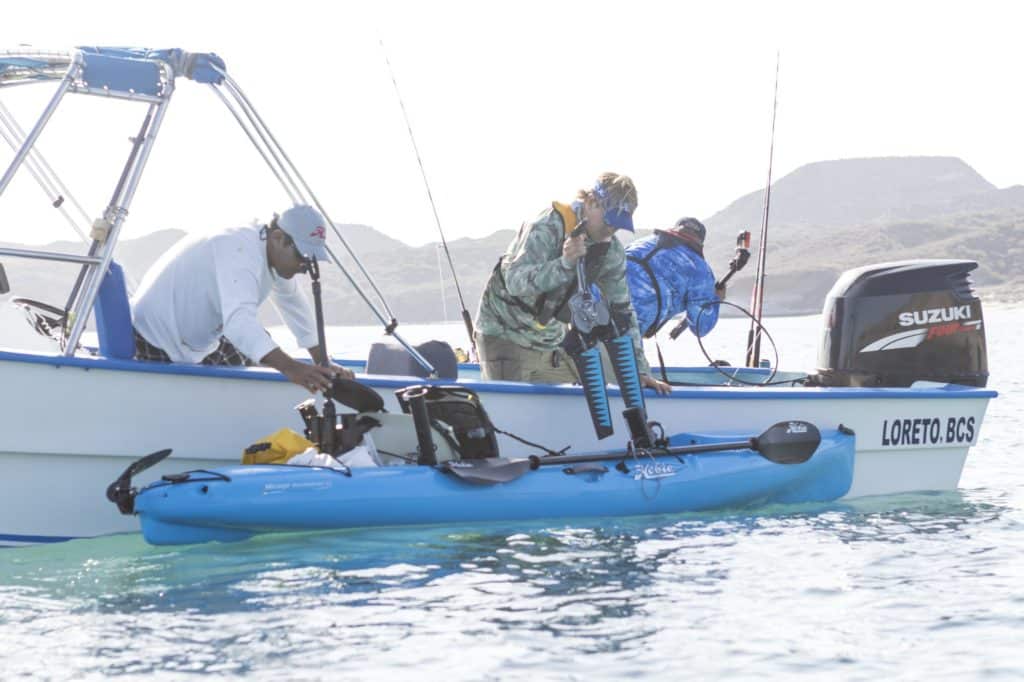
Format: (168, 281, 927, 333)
(1, 308, 1021, 680)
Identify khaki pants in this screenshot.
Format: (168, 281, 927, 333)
(476, 333, 579, 385)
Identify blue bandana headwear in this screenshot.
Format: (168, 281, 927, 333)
(593, 183, 635, 232)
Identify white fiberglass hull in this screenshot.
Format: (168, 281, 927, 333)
(0, 350, 995, 545)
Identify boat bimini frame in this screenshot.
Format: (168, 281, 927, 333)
(0, 47, 437, 374)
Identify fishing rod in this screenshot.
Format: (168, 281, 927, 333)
(746, 52, 780, 368)
(206, 65, 438, 376)
(378, 38, 477, 358)
(305, 254, 336, 455)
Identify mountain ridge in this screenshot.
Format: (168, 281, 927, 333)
(2, 156, 1021, 325)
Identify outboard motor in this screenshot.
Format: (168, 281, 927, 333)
(811, 259, 987, 388)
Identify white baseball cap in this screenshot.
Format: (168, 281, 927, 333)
(277, 204, 328, 260)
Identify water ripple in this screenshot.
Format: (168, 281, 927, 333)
(3, 310, 1024, 679)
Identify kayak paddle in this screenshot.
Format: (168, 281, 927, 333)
(440, 420, 821, 485)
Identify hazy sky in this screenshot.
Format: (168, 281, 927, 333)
(2, 0, 1022, 247)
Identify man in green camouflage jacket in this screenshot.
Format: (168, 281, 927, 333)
(475, 172, 671, 394)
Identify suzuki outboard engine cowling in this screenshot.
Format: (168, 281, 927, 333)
(812, 259, 987, 388)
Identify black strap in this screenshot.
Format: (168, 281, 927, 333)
(492, 215, 594, 327)
(655, 338, 670, 384)
(627, 246, 665, 338)
(491, 218, 562, 320)
(492, 258, 548, 319)
(493, 426, 570, 458)
(628, 232, 709, 338)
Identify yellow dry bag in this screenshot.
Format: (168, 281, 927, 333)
(242, 428, 316, 464)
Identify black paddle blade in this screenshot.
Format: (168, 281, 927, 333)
(441, 458, 532, 485)
(752, 421, 820, 464)
(329, 378, 385, 413)
(106, 448, 173, 515)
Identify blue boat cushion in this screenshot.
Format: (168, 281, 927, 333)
(76, 48, 227, 91)
(366, 340, 458, 379)
(94, 262, 134, 360)
(80, 52, 163, 96)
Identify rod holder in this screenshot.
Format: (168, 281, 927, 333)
(403, 386, 437, 466)
(622, 406, 653, 449)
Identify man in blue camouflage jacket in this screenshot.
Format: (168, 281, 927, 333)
(625, 217, 725, 340)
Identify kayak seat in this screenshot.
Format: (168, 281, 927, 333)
(94, 261, 134, 360)
(396, 385, 500, 460)
(358, 411, 459, 465)
(366, 340, 458, 379)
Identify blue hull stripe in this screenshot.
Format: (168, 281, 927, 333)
(0, 350, 998, 401)
(0, 532, 79, 545)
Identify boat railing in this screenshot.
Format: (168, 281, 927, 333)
(0, 47, 437, 374)
(0, 99, 95, 244)
(0, 247, 101, 266)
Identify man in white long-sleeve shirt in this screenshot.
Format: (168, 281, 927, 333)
(131, 204, 352, 393)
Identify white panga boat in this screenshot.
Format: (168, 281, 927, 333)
(0, 48, 995, 546)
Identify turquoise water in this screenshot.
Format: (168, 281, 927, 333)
(2, 309, 1022, 679)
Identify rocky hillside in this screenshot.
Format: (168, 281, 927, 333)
(2, 156, 1021, 325)
(699, 157, 1024, 314)
(705, 157, 997, 231)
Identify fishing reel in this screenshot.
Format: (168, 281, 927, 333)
(295, 378, 386, 456)
(719, 230, 752, 289)
(567, 284, 610, 335)
(563, 284, 627, 353)
(300, 254, 319, 278)
(567, 234, 610, 335)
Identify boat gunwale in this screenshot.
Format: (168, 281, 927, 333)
(0, 348, 999, 400)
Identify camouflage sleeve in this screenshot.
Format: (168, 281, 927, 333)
(597, 242, 651, 375)
(502, 211, 576, 297)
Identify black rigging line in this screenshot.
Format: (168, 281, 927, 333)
(746, 51, 780, 368)
(379, 39, 477, 357)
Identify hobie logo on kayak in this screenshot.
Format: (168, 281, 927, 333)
(898, 305, 972, 327)
(786, 422, 808, 434)
(634, 462, 676, 480)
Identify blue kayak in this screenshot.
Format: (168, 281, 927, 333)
(126, 426, 855, 546)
